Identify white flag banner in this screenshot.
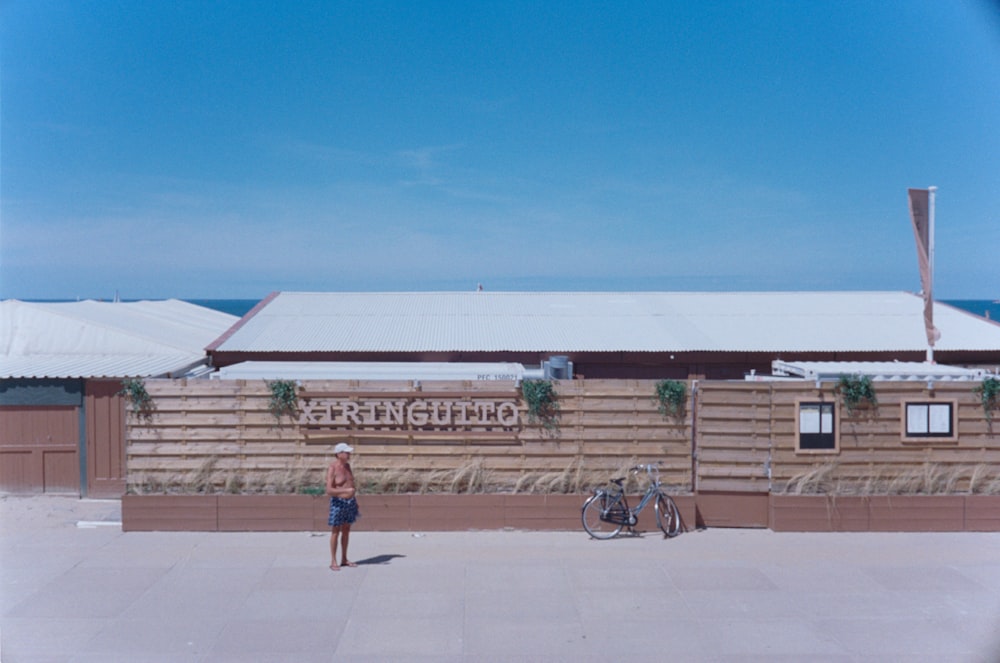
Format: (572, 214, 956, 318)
(908, 188, 941, 347)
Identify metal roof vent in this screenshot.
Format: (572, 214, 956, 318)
(544, 355, 573, 380)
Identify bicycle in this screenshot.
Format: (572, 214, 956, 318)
(581, 463, 682, 539)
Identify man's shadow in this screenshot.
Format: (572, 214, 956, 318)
(354, 554, 406, 565)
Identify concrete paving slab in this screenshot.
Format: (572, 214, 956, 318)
(3, 495, 1000, 662)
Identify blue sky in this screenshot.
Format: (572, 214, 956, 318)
(2, 1, 999, 300)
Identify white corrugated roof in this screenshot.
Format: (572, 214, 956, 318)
(208, 291, 1000, 354)
(770, 360, 992, 381)
(1, 300, 238, 379)
(211, 361, 537, 381)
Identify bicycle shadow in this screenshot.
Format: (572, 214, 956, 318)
(601, 529, 652, 540)
(354, 554, 406, 565)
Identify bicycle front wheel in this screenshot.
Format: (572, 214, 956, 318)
(581, 492, 624, 540)
(655, 493, 681, 538)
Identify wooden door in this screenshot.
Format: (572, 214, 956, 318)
(0, 406, 80, 493)
(85, 381, 127, 497)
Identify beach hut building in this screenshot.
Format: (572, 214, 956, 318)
(0, 300, 237, 496)
(206, 291, 1000, 379)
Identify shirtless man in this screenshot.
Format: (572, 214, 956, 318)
(326, 442, 360, 570)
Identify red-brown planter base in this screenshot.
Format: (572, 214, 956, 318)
(123, 493, 998, 533)
(123, 494, 326, 532)
(965, 495, 1000, 531)
(218, 494, 320, 531)
(769, 494, 997, 532)
(867, 495, 965, 532)
(965, 495, 1000, 532)
(122, 492, 698, 533)
(770, 495, 870, 532)
(122, 495, 219, 532)
(353, 494, 605, 531)
(696, 492, 770, 528)
(123, 493, 592, 532)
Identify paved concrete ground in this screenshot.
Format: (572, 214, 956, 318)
(2, 496, 1000, 663)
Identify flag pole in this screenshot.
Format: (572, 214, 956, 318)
(927, 186, 937, 363)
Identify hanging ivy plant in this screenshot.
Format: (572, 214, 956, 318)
(266, 379, 300, 422)
(835, 374, 878, 417)
(521, 379, 560, 435)
(119, 377, 156, 423)
(654, 379, 687, 421)
(974, 377, 1000, 423)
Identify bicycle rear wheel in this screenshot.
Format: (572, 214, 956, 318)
(655, 493, 681, 537)
(581, 492, 624, 539)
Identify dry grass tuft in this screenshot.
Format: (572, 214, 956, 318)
(967, 464, 1000, 495)
(224, 472, 245, 494)
(510, 458, 611, 494)
(449, 459, 492, 493)
(779, 461, 994, 496)
(262, 468, 291, 493)
(886, 463, 962, 495)
(782, 462, 839, 495)
(376, 468, 422, 493)
(185, 456, 218, 493)
(127, 473, 166, 495)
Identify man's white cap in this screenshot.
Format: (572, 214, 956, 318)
(334, 442, 354, 454)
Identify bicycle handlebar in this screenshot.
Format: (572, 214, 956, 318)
(605, 463, 662, 486)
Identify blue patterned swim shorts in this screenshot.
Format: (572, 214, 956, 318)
(328, 497, 360, 527)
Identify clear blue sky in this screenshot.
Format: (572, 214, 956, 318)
(3, 1, 999, 300)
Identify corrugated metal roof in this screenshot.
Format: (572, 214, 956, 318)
(770, 360, 992, 381)
(1, 300, 238, 379)
(212, 361, 537, 381)
(208, 291, 1000, 354)
(0, 354, 203, 380)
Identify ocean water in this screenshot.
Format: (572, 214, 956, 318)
(186, 299, 260, 318)
(944, 299, 1000, 322)
(18, 297, 1000, 322)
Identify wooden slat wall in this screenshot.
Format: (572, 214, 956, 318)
(126, 378, 999, 495)
(769, 381, 1000, 493)
(127, 379, 692, 493)
(695, 382, 772, 493)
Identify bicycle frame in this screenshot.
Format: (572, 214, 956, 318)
(582, 463, 681, 538)
(600, 484, 659, 525)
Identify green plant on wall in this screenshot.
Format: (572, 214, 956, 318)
(266, 379, 300, 423)
(521, 379, 560, 436)
(835, 374, 878, 417)
(974, 377, 1000, 423)
(119, 377, 156, 423)
(654, 379, 687, 421)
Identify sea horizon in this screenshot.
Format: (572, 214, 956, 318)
(16, 296, 1000, 322)
(192, 298, 1000, 322)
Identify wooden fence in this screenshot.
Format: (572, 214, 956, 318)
(766, 381, 1000, 494)
(126, 378, 998, 496)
